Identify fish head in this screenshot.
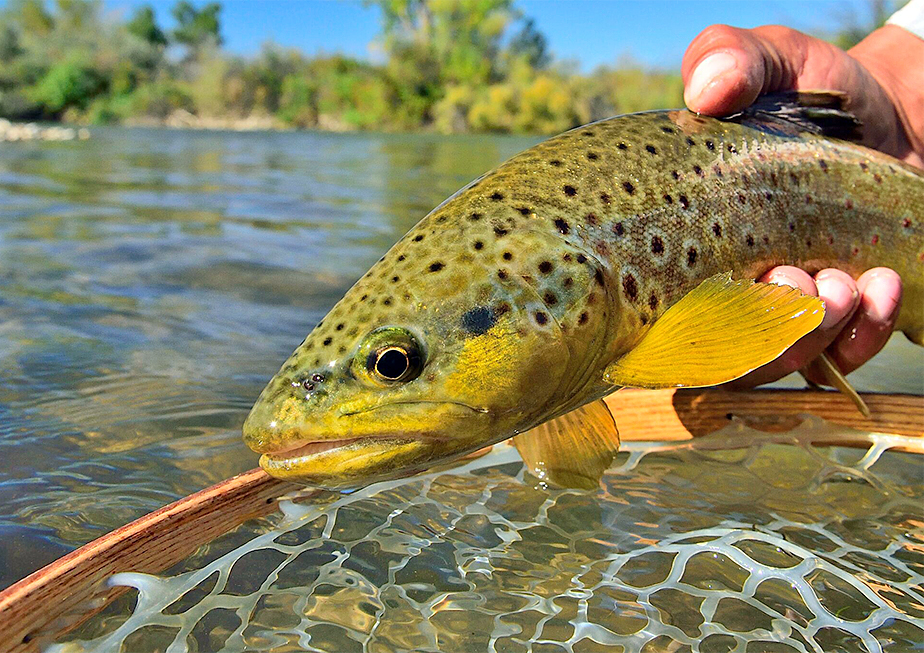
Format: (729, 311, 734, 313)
(243, 221, 605, 487)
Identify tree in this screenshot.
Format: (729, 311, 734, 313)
(171, 1, 222, 54)
(509, 18, 549, 69)
(127, 5, 167, 48)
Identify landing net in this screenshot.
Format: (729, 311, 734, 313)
(52, 419, 924, 652)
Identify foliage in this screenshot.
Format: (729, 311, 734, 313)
(0, 0, 891, 134)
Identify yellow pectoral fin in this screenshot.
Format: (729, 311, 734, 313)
(604, 272, 825, 389)
(512, 399, 620, 490)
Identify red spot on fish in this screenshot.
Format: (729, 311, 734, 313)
(903, 218, 912, 228)
(852, 247, 860, 256)
(871, 235, 880, 245)
(845, 199, 853, 210)
(827, 235, 835, 245)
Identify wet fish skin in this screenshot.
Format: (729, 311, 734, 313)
(243, 103, 923, 486)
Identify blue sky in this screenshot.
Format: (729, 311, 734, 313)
(92, 1, 876, 70)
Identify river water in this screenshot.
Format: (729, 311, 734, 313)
(1, 127, 922, 652)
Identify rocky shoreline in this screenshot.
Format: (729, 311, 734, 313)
(0, 119, 91, 142)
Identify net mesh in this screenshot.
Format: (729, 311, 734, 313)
(52, 419, 924, 653)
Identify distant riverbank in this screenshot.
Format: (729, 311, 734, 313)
(0, 119, 91, 142)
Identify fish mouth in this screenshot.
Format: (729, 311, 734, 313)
(261, 437, 364, 460)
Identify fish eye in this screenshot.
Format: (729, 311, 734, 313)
(370, 346, 415, 381)
(355, 327, 424, 385)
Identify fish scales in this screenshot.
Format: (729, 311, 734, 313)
(244, 104, 923, 486)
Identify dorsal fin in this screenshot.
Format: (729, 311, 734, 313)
(728, 91, 863, 142)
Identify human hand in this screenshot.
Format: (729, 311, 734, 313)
(680, 24, 920, 386)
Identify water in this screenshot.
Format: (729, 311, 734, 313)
(0, 128, 922, 651)
(0, 127, 539, 588)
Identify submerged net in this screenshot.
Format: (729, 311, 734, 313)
(53, 419, 924, 653)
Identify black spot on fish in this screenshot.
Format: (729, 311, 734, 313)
(576, 254, 587, 264)
(461, 307, 497, 335)
(578, 311, 589, 325)
(429, 262, 444, 272)
(693, 165, 703, 177)
(663, 194, 673, 205)
(818, 160, 828, 172)
(600, 192, 612, 204)
(538, 261, 553, 274)
(392, 276, 400, 282)
(414, 234, 424, 242)
(788, 222, 795, 232)
(360, 294, 368, 301)
(497, 269, 508, 280)
(726, 143, 737, 153)
(587, 152, 598, 160)
(746, 234, 755, 247)
(651, 236, 664, 255)
(705, 140, 715, 151)
(554, 218, 570, 234)
(806, 239, 812, 247)
(517, 207, 531, 216)
(494, 226, 509, 237)
(336, 323, 344, 331)
(687, 247, 697, 267)
(503, 251, 513, 261)
(323, 337, 332, 346)
(473, 241, 483, 250)
(614, 222, 624, 236)
(583, 130, 594, 136)
(435, 215, 447, 224)
(623, 274, 638, 301)
(672, 170, 680, 180)
(764, 191, 772, 201)
(712, 222, 722, 237)
(534, 311, 548, 325)
(737, 193, 746, 204)
(662, 126, 675, 134)
(490, 191, 504, 201)
(549, 159, 562, 167)
(543, 291, 558, 306)
(679, 195, 690, 209)
(622, 181, 635, 195)
(686, 137, 696, 146)
(397, 255, 406, 262)
(470, 212, 483, 221)
(617, 143, 628, 150)
(649, 293, 659, 310)
(383, 298, 392, 306)
(646, 144, 657, 154)
(563, 185, 577, 196)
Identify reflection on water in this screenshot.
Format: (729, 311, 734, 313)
(0, 126, 921, 600)
(0, 127, 538, 588)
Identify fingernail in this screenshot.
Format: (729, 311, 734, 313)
(768, 271, 798, 288)
(816, 276, 857, 329)
(685, 52, 737, 106)
(862, 274, 901, 323)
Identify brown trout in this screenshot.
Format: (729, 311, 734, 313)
(243, 93, 923, 488)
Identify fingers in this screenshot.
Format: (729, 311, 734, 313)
(682, 24, 816, 115)
(680, 24, 912, 163)
(729, 267, 860, 388)
(823, 268, 902, 375)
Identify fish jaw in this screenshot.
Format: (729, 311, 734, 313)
(243, 394, 504, 487)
